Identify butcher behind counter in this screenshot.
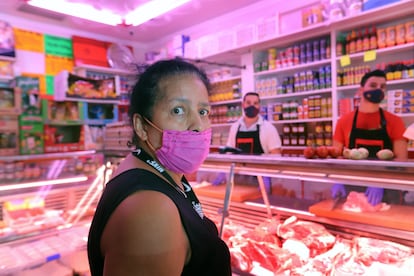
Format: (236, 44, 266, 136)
(329, 69, 411, 207)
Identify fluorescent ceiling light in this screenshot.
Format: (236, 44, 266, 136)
(27, 0, 191, 27)
(124, 0, 192, 26)
(27, 0, 122, 26)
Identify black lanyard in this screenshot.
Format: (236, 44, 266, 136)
(131, 148, 203, 218)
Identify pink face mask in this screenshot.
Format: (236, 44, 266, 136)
(144, 118, 212, 174)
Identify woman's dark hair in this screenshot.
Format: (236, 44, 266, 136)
(128, 58, 211, 147)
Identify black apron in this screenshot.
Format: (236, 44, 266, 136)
(349, 107, 392, 158)
(347, 108, 402, 204)
(235, 124, 264, 154)
(235, 124, 271, 192)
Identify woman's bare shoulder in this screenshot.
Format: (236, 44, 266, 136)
(101, 190, 188, 275)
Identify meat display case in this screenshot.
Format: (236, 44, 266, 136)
(197, 154, 414, 248)
(0, 150, 106, 274)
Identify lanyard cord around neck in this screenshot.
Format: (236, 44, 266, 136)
(131, 148, 204, 218)
(132, 148, 197, 200)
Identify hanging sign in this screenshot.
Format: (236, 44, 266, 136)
(45, 55, 73, 75)
(44, 35, 73, 58)
(14, 28, 44, 52)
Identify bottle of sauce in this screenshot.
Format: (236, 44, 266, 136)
(386, 26, 396, 47)
(363, 28, 370, 51)
(356, 30, 363, 53)
(345, 33, 351, 54)
(337, 69, 343, 86)
(406, 21, 414, 43)
(377, 27, 387, 49)
(370, 26, 378, 50)
(396, 23, 406, 45)
(349, 30, 357, 54)
(326, 37, 331, 59)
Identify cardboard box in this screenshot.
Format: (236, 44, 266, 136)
(0, 20, 15, 57)
(19, 119, 44, 155)
(0, 86, 21, 115)
(0, 60, 14, 77)
(43, 124, 84, 153)
(54, 71, 117, 101)
(0, 115, 19, 156)
(14, 76, 41, 116)
(302, 4, 324, 27)
(83, 102, 118, 125)
(42, 99, 83, 123)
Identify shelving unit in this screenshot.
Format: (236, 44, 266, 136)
(203, 1, 414, 153)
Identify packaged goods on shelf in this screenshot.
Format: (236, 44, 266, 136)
(0, 114, 19, 156)
(14, 76, 41, 116)
(42, 99, 83, 123)
(84, 125, 105, 150)
(0, 20, 15, 58)
(103, 121, 132, 152)
(302, 3, 325, 27)
(43, 124, 84, 153)
(54, 71, 117, 101)
(0, 60, 14, 77)
(84, 102, 118, 125)
(19, 118, 43, 155)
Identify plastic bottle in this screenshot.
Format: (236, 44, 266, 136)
(370, 26, 378, 50)
(326, 37, 331, 59)
(349, 30, 357, 54)
(362, 28, 370, 51)
(356, 30, 363, 53)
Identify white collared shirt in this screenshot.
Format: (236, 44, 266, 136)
(226, 116, 281, 153)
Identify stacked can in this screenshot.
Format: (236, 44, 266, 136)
(268, 48, 277, 70)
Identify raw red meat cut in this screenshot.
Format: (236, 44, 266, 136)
(342, 191, 390, 212)
(229, 246, 252, 272)
(290, 238, 353, 275)
(354, 237, 412, 266)
(228, 227, 301, 273)
(277, 216, 336, 257)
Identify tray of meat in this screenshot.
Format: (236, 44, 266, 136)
(309, 192, 414, 231)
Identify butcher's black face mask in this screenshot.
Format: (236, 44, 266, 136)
(363, 89, 384, 104)
(244, 105, 260, 118)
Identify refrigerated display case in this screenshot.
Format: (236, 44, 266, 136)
(198, 154, 414, 246)
(0, 150, 105, 274)
(197, 153, 414, 274)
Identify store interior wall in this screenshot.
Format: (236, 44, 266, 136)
(144, 0, 320, 54)
(1, 0, 320, 71)
(0, 12, 147, 71)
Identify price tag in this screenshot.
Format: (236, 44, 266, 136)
(364, 50, 377, 62)
(340, 55, 351, 67)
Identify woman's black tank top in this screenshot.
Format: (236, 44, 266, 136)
(87, 168, 231, 276)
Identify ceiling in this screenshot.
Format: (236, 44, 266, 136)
(0, 0, 260, 43)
